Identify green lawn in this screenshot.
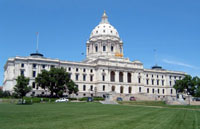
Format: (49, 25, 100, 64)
(0, 102, 200, 129)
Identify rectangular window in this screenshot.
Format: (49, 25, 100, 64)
(157, 80, 159, 85)
(102, 75, 105, 81)
(76, 74, 79, 81)
(32, 71, 36, 77)
(163, 89, 165, 94)
(158, 89, 160, 94)
(83, 75, 86, 81)
(147, 88, 149, 93)
(169, 81, 172, 86)
(90, 85, 93, 91)
(42, 65, 45, 69)
(162, 80, 164, 86)
(76, 68, 78, 72)
(83, 68, 86, 72)
(21, 63, 24, 68)
(32, 82, 35, 88)
(152, 79, 154, 85)
(103, 46, 106, 51)
(20, 70, 24, 76)
(90, 75, 93, 82)
(33, 64, 37, 69)
(146, 79, 149, 85)
(68, 67, 71, 71)
(138, 78, 141, 83)
(83, 85, 86, 91)
(103, 85, 105, 91)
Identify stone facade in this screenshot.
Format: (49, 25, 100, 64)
(3, 11, 186, 100)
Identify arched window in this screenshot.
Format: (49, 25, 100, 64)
(127, 73, 131, 83)
(147, 88, 149, 93)
(111, 86, 115, 92)
(119, 72, 123, 82)
(110, 71, 115, 82)
(120, 86, 124, 93)
(128, 87, 132, 94)
(95, 46, 98, 52)
(152, 89, 155, 94)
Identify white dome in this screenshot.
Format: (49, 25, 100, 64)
(90, 11, 120, 39)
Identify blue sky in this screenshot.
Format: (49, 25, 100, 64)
(0, 0, 200, 85)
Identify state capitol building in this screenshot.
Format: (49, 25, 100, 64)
(3, 12, 186, 100)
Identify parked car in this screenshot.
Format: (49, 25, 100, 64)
(116, 97, 123, 101)
(87, 97, 93, 102)
(55, 98, 69, 102)
(130, 96, 136, 101)
(194, 97, 200, 101)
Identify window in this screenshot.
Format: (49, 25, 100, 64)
(163, 89, 165, 94)
(138, 78, 141, 83)
(90, 75, 93, 81)
(103, 46, 106, 51)
(42, 92, 44, 95)
(33, 64, 37, 68)
(90, 85, 93, 91)
(157, 80, 159, 85)
(152, 79, 154, 85)
(170, 76, 172, 79)
(42, 65, 45, 69)
(110, 71, 115, 82)
(83, 68, 86, 72)
(162, 80, 164, 86)
(127, 73, 131, 83)
(152, 75, 154, 78)
(111, 86, 115, 92)
(152, 89, 155, 94)
(68, 73, 71, 79)
(128, 87, 132, 94)
(76, 74, 79, 81)
(162, 75, 164, 78)
(20, 70, 24, 76)
(51, 65, 55, 68)
(139, 87, 142, 93)
(171, 89, 173, 94)
(146, 74, 148, 77)
(110, 30, 113, 33)
(103, 85, 105, 91)
(119, 72, 123, 82)
(95, 46, 98, 52)
(158, 89, 160, 94)
(68, 67, 71, 71)
(32, 82, 35, 88)
(147, 88, 149, 93)
(90, 69, 93, 73)
(32, 71, 36, 77)
(83, 93, 86, 96)
(120, 86, 123, 93)
(21, 63, 24, 68)
(76, 68, 78, 72)
(83, 85, 86, 91)
(103, 30, 105, 33)
(83, 75, 86, 81)
(102, 75, 105, 81)
(111, 46, 114, 52)
(169, 81, 172, 86)
(146, 79, 149, 85)
(96, 31, 98, 34)
(157, 75, 159, 78)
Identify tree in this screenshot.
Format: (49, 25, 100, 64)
(174, 75, 200, 97)
(14, 75, 32, 102)
(36, 67, 78, 97)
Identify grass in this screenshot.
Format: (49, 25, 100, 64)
(119, 101, 200, 109)
(0, 102, 200, 129)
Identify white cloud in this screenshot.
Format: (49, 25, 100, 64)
(162, 59, 200, 70)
